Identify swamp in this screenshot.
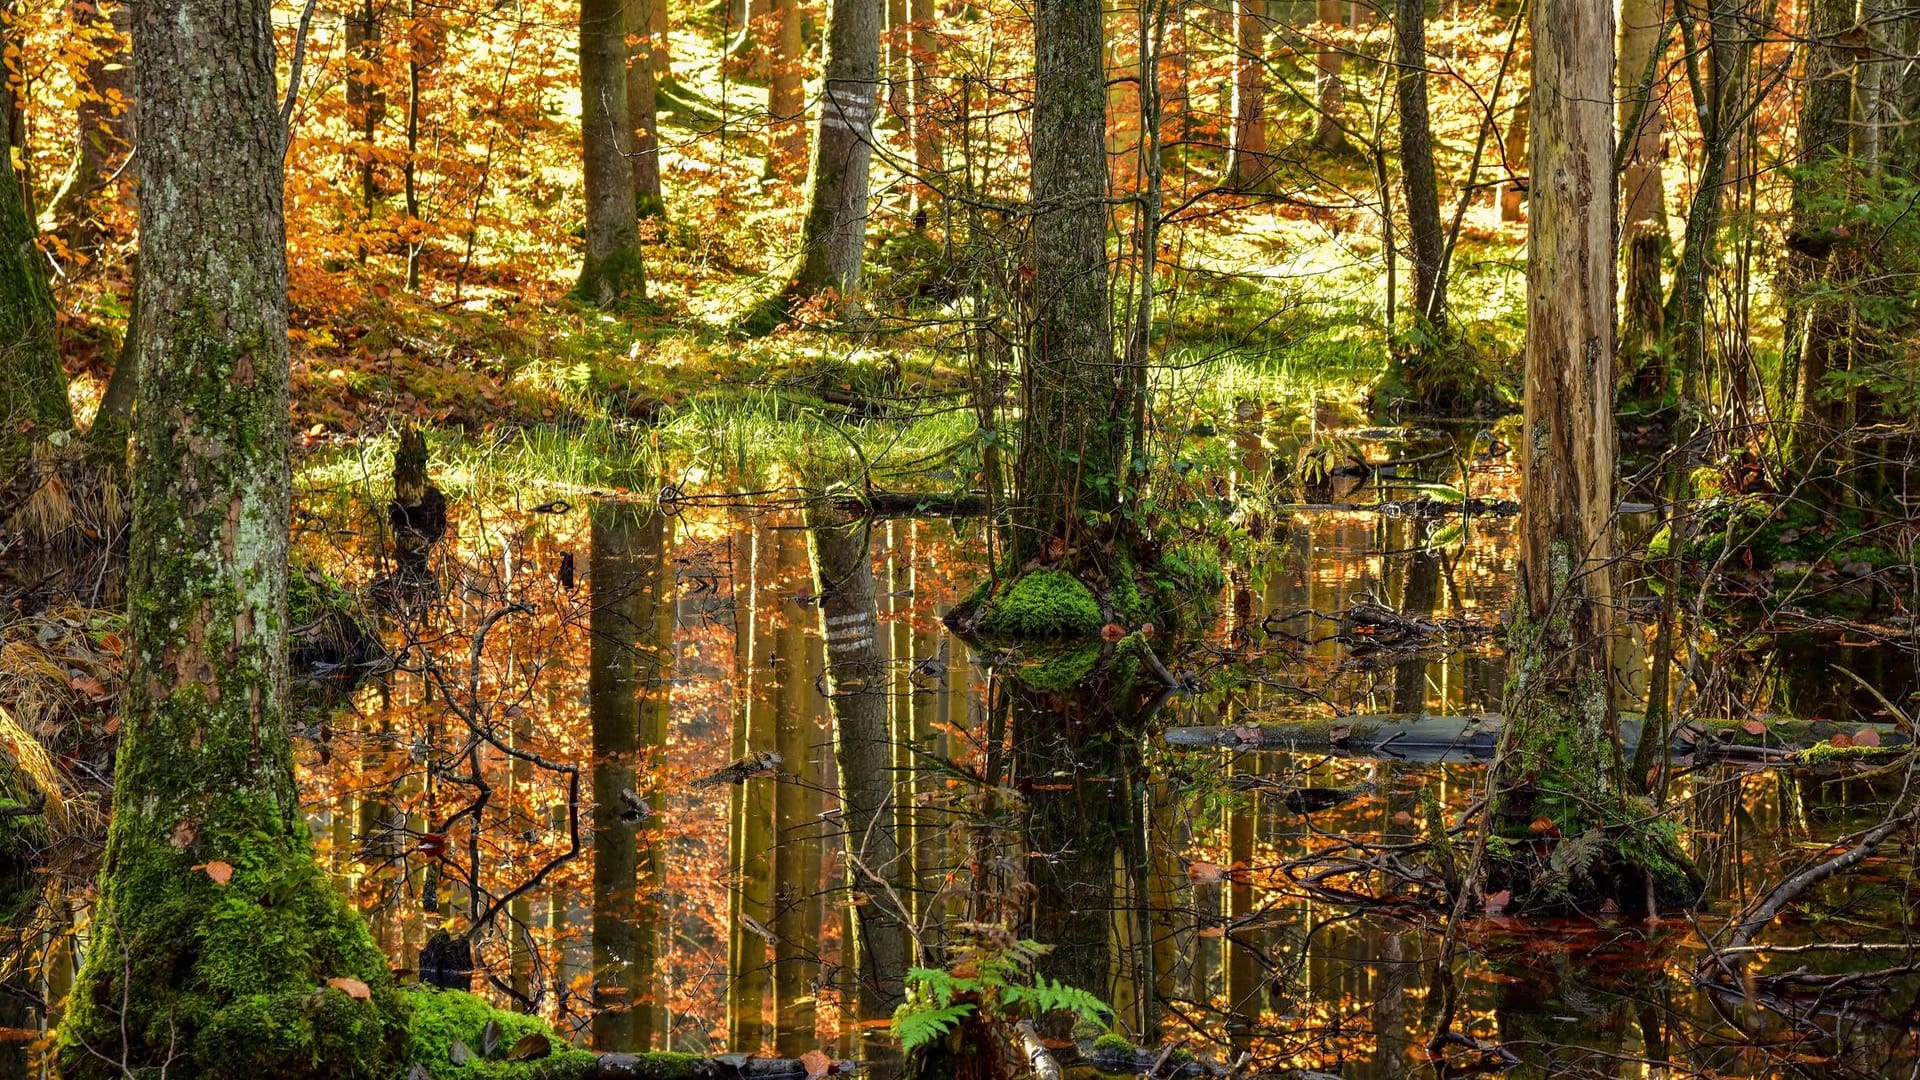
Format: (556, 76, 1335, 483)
(1, 0, 1918, 1077)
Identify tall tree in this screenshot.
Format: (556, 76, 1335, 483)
(1020, 0, 1125, 562)
(45, 0, 133, 255)
(784, 0, 884, 304)
(1783, 0, 1856, 462)
(627, 0, 666, 218)
(1395, 0, 1446, 328)
(768, 0, 808, 174)
(58, 2, 411, 1074)
(1224, 0, 1270, 187)
(1492, 0, 1695, 911)
(1616, 0, 1667, 379)
(1313, 0, 1347, 150)
(577, 0, 649, 303)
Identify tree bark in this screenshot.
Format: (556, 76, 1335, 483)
(1395, 0, 1446, 327)
(1020, 0, 1124, 563)
(771, 526, 818, 1055)
(727, 518, 773, 1049)
(806, 503, 908, 1015)
(57, 2, 410, 1075)
(786, 0, 883, 301)
(627, 0, 666, 218)
(590, 501, 668, 1051)
(578, 0, 649, 303)
(1224, 0, 1270, 188)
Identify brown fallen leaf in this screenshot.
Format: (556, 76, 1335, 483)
(1854, 727, 1882, 747)
(801, 1049, 833, 1078)
(1483, 889, 1511, 914)
(1392, 811, 1414, 826)
(1187, 860, 1227, 885)
(1742, 719, 1768, 737)
(1100, 622, 1126, 643)
(504, 1031, 551, 1061)
(201, 860, 233, 885)
(1830, 732, 1854, 748)
(325, 976, 371, 1000)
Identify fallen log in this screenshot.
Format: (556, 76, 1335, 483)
(588, 1055, 855, 1080)
(1163, 714, 1910, 765)
(830, 490, 992, 519)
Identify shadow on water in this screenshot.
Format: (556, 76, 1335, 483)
(7, 423, 1920, 1079)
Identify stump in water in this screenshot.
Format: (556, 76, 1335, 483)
(390, 427, 447, 581)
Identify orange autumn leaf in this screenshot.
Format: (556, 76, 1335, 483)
(1742, 719, 1768, 736)
(201, 860, 233, 885)
(1187, 860, 1226, 884)
(800, 1049, 833, 1078)
(326, 976, 372, 1000)
(1854, 727, 1882, 747)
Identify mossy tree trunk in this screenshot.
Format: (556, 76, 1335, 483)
(805, 503, 908, 1014)
(58, 3, 411, 1075)
(1495, 0, 1693, 912)
(590, 501, 668, 1051)
(0, 34, 73, 480)
(577, 0, 649, 304)
(1395, 0, 1446, 330)
(787, 0, 882, 301)
(1783, 0, 1855, 469)
(1019, 0, 1126, 565)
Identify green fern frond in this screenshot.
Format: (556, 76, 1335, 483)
(892, 1002, 976, 1050)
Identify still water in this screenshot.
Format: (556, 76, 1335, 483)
(10, 427, 1919, 1079)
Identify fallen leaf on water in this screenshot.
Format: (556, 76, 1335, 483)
(801, 1049, 833, 1078)
(325, 977, 371, 1000)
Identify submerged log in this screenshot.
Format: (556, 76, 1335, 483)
(587, 1055, 856, 1080)
(1163, 714, 1909, 765)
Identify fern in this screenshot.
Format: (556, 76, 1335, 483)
(1549, 827, 1605, 884)
(892, 1002, 976, 1050)
(1001, 975, 1110, 1025)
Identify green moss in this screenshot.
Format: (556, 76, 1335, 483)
(573, 247, 650, 311)
(1091, 1033, 1135, 1056)
(977, 570, 1104, 638)
(1796, 740, 1905, 764)
(1010, 642, 1104, 690)
(404, 989, 597, 1080)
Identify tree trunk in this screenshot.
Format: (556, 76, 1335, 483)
(627, 0, 666, 218)
(1020, 0, 1124, 563)
(909, 0, 942, 177)
(771, 526, 818, 1055)
(45, 0, 133, 256)
(786, 0, 883, 301)
(1224, 0, 1269, 188)
(1783, 0, 1855, 468)
(0, 100, 72, 482)
(768, 0, 809, 175)
(805, 503, 908, 1015)
(577, 0, 649, 303)
(57, 3, 411, 1075)
(1313, 0, 1346, 150)
(1395, 0, 1446, 328)
(1498, 90, 1528, 221)
(648, 0, 672, 79)
(1616, 0, 1666, 385)
(590, 501, 668, 1051)
(345, 0, 383, 257)
(728, 518, 774, 1049)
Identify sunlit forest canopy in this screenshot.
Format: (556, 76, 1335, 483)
(1, 0, 1918, 1076)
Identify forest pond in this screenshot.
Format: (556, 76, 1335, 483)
(11, 426, 1919, 1080)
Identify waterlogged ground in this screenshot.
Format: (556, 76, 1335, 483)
(10, 424, 1920, 1079)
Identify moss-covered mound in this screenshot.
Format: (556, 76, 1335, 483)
(975, 569, 1104, 637)
(406, 989, 600, 1080)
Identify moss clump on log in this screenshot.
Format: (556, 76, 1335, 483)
(975, 569, 1103, 637)
(406, 989, 598, 1080)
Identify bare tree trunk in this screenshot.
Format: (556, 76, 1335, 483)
(577, 0, 649, 303)
(1225, 0, 1270, 187)
(806, 503, 908, 1015)
(1616, 0, 1667, 384)
(58, 2, 410, 1073)
(1395, 0, 1446, 327)
(909, 0, 942, 176)
(345, 0, 384, 260)
(590, 501, 667, 1051)
(1499, 90, 1528, 221)
(887, 0, 911, 122)
(768, 0, 808, 175)
(627, 0, 665, 218)
(786, 0, 884, 302)
(727, 519, 773, 1049)
(1314, 0, 1347, 150)
(648, 0, 672, 79)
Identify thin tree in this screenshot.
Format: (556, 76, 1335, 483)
(768, 0, 808, 174)
(577, 0, 649, 303)
(1395, 0, 1446, 329)
(1313, 0, 1347, 150)
(1616, 0, 1667, 381)
(0, 92, 73, 480)
(58, 2, 411, 1074)
(1492, 0, 1696, 911)
(45, 0, 133, 255)
(783, 0, 884, 307)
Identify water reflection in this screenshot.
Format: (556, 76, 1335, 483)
(7, 426, 1917, 1078)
